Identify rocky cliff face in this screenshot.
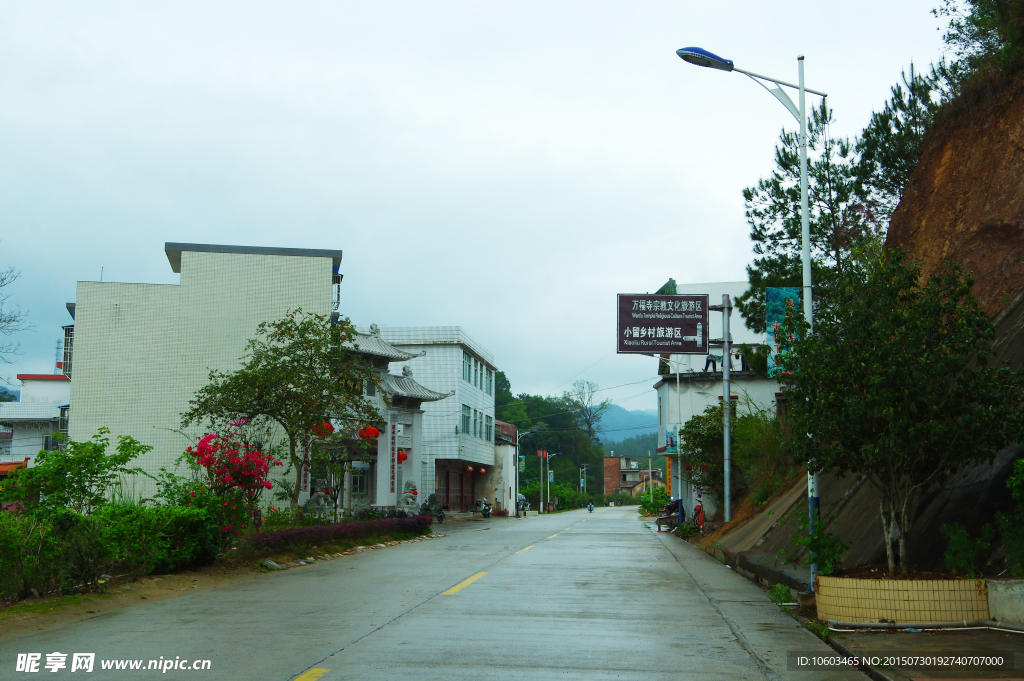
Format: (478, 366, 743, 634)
(887, 80, 1024, 362)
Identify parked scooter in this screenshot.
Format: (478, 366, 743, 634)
(476, 499, 492, 518)
(587, 498, 594, 513)
(436, 504, 448, 523)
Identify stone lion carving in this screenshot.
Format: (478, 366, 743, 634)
(400, 480, 418, 508)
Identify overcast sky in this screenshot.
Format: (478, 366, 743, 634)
(2, 1, 949, 412)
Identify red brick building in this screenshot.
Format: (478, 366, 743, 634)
(604, 455, 664, 497)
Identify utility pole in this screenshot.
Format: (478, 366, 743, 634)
(723, 293, 732, 523)
(538, 450, 544, 514)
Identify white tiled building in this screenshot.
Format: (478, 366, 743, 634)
(359, 326, 497, 511)
(68, 243, 342, 496)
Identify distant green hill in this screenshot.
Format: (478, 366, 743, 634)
(597, 404, 658, 444)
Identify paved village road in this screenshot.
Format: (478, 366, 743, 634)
(2, 507, 865, 681)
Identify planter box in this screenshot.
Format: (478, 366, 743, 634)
(816, 575, 989, 624)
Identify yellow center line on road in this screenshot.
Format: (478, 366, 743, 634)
(443, 571, 487, 595)
(515, 545, 534, 554)
(547, 534, 558, 538)
(294, 670, 329, 681)
(564, 527, 572, 531)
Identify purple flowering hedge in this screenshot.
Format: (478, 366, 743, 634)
(243, 515, 433, 553)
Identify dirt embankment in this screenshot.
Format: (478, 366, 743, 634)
(887, 75, 1024, 343)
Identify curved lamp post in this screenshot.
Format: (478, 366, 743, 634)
(676, 47, 827, 587)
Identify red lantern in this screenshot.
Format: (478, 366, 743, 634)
(465, 465, 474, 474)
(313, 421, 334, 438)
(478, 467, 486, 475)
(358, 426, 380, 441)
(397, 451, 408, 463)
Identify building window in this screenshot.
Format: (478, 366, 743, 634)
(485, 415, 493, 442)
(351, 470, 367, 495)
(474, 358, 480, 388)
(463, 352, 472, 382)
(461, 405, 470, 434)
(59, 407, 70, 440)
(365, 381, 376, 397)
(485, 369, 493, 396)
(62, 326, 74, 379)
(473, 409, 480, 438)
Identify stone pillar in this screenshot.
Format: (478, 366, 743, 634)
(375, 411, 399, 508)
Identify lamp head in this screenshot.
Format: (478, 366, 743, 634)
(676, 47, 734, 72)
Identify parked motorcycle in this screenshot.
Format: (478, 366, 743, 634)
(476, 499, 492, 518)
(587, 502, 594, 513)
(436, 504, 448, 523)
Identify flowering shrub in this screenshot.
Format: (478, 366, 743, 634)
(184, 428, 283, 540)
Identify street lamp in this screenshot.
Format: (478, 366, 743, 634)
(515, 429, 540, 517)
(676, 46, 827, 585)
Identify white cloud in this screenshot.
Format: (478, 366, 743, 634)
(1, 0, 947, 410)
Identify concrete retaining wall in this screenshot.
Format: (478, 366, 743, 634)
(989, 580, 1024, 625)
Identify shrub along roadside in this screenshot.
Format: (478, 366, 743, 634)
(238, 515, 433, 559)
(0, 510, 434, 606)
(0, 504, 219, 604)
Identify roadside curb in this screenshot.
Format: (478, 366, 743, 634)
(263, 533, 444, 569)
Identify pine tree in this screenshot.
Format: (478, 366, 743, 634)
(856, 64, 943, 223)
(735, 101, 884, 333)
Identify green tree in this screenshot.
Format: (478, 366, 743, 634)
(562, 380, 611, 446)
(856, 64, 943, 222)
(679, 404, 727, 495)
(778, 250, 1024, 574)
(640, 486, 670, 515)
(182, 309, 384, 510)
(495, 371, 528, 426)
(934, 0, 1024, 77)
(736, 100, 884, 333)
(0, 428, 149, 516)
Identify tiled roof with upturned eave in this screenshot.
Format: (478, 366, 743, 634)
(348, 332, 424, 361)
(380, 374, 452, 402)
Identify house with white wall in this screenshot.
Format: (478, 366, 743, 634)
(360, 326, 498, 511)
(337, 325, 452, 511)
(68, 242, 343, 496)
(0, 372, 70, 463)
(652, 280, 781, 518)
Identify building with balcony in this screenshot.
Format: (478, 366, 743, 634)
(0, 372, 70, 462)
(67, 242, 342, 495)
(603, 455, 665, 498)
(360, 326, 497, 511)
